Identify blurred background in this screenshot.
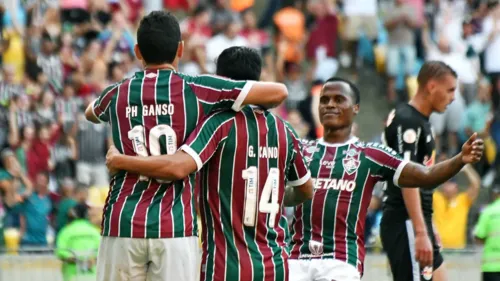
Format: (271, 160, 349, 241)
(0, 0, 500, 280)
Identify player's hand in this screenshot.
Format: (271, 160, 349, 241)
(415, 232, 433, 267)
(461, 133, 484, 164)
(106, 145, 120, 176)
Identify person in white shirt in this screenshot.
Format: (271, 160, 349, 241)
(205, 19, 248, 73)
(341, 0, 378, 80)
(481, 3, 500, 111)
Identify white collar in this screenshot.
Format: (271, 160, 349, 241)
(318, 136, 358, 147)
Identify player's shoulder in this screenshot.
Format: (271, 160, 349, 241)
(204, 109, 238, 122)
(360, 141, 399, 156)
(175, 72, 237, 84)
(299, 138, 318, 151)
(387, 104, 423, 128)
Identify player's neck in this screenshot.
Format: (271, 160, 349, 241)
(323, 126, 352, 144)
(144, 63, 176, 71)
(409, 93, 433, 118)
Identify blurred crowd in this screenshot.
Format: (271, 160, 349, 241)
(0, 0, 500, 257)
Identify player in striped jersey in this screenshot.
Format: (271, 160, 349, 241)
(288, 78, 484, 281)
(106, 46, 314, 281)
(85, 12, 289, 281)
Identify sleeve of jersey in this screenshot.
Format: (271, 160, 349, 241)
(180, 113, 235, 172)
(187, 74, 255, 112)
(91, 84, 119, 123)
(286, 134, 311, 187)
(365, 144, 409, 188)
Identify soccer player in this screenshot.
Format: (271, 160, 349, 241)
(106, 46, 314, 281)
(85, 12, 289, 281)
(381, 61, 458, 281)
(287, 77, 484, 281)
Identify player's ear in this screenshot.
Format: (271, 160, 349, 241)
(134, 44, 144, 62)
(353, 104, 359, 115)
(177, 41, 184, 59)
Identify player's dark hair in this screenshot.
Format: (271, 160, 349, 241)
(137, 11, 181, 65)
(417, 61, 457, 87)
(69, 203, 89, 221)
(216, 46, 262, 81)
(325, 77, 360, 105)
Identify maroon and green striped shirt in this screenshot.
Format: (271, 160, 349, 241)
(288, 137, 408, 275)
(180, 106, 310, 281)
(91, 69, 254, 239)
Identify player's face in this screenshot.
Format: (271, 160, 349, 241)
(318, 82, 359, 129)
(428, 74, 457, 113)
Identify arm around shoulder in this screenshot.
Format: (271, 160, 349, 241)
(242, 82, 288, 109)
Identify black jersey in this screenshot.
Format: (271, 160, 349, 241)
(382, 103, 436, 220)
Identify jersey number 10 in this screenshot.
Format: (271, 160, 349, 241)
(128, 124, 177, 183)
(242, 167, 280, 228)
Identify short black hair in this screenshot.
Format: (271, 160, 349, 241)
(417, 61, 457, 87)
(216, 46, 262, 81)
(324, 77, 361, 105)
(137, 11, 181, 65)
(69, 203, 88, 220)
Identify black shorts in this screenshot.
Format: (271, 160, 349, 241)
(380, 216, 444, 281)
(483, 272, 500, 281)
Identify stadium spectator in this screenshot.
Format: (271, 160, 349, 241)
(305, 0, 339, 82)
(481, 2, 500, 111)
(383, 0, 419, 103)
(75, 106, 109, 187)
(205, 18, 248, 73)
(340, 0, 378, 80)
(19, 172, 52, 248)
(433, 164, 481, 249)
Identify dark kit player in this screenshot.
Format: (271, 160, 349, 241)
(85, 11, 288, 281)
(106, 46, 314, 281)
(381, 61, 458, 281)
(287, 77, 484, 281)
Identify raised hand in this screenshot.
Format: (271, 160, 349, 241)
(461, 133, 484, 164)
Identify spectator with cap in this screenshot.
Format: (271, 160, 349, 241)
(433, 164, 481, 249)
(474, 183, 500, 281)
(56, 203, 100, 281)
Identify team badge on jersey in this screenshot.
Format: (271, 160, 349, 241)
(345, 148, 359, 158)
(306, 145, 318, 154)
(342, 157, 360, 175)
(308, 240, 323, 256)
(421, 266, 433, 280)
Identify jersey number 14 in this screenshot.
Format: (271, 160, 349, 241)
(242, 167, 280, 228)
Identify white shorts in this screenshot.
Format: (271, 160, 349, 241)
(97, 236, 200, 281)
(288, 259, 361, 281)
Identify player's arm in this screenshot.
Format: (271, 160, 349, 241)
(107, 148, 197, 180)
(463, 164, 481, 203)
(187, 74, 288, 111)
(85, 84, 119, 124)
(283, 125, 313, 206)
(107, 112, 235, 180)
(397, 134, 484, 188)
